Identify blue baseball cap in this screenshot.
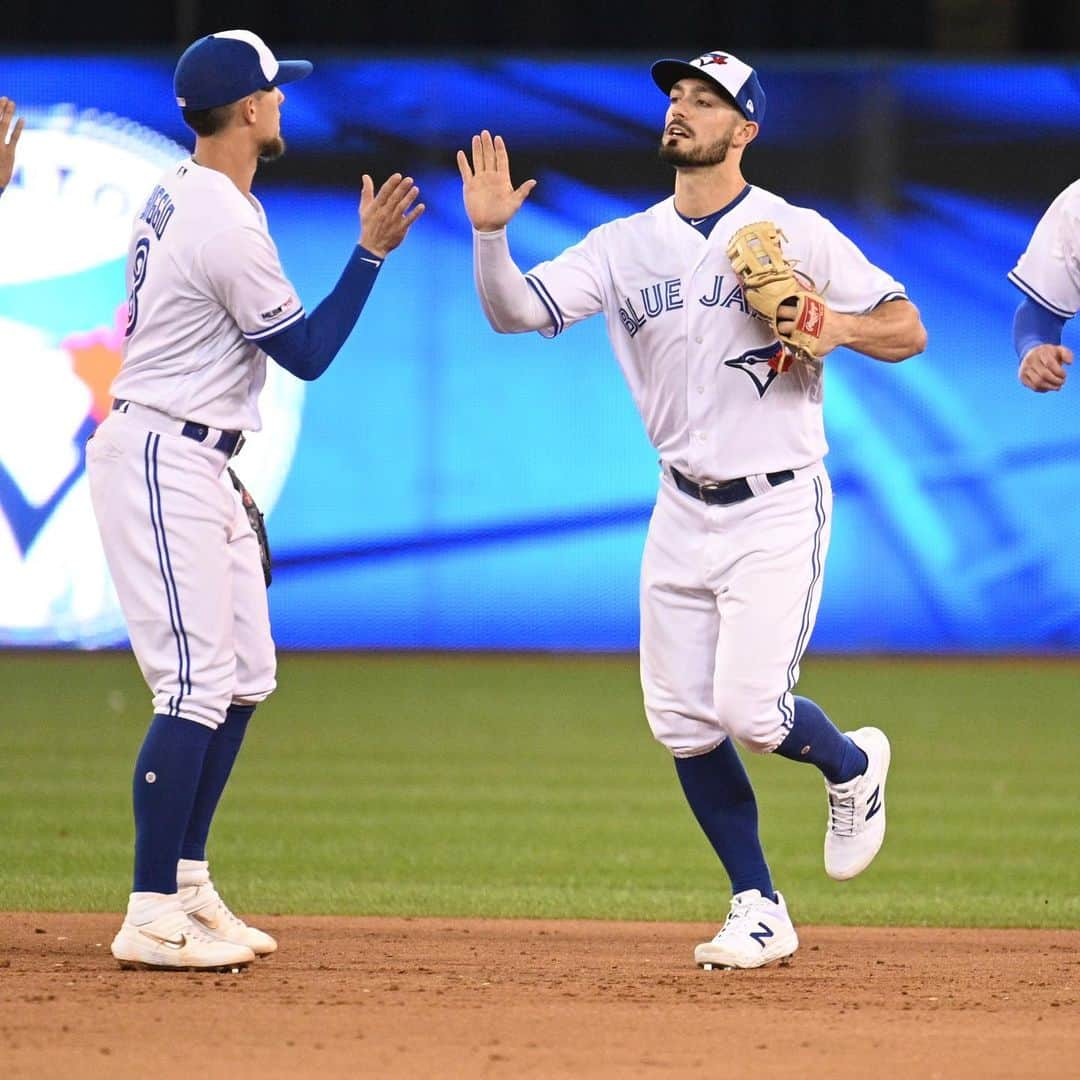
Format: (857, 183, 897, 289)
(651, 50, 766, 126)
(174, 30, 313, 111)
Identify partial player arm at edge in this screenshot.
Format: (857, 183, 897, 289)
(1013, 295, 1072, 393)
(1014, 295, 1066, 358)
(258, 246, 382, 381)
(827, 297, 927, 363)
(473, 227, 552, 334)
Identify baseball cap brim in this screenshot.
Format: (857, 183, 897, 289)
(271, 60, 313, 88)
(652, 59, 741, 109)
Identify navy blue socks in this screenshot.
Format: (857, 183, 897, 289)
(180, 703, 255, 862)
(674, 739, 775, 899)
(132, 714, 213, 894)
(774, 696, 867, 784)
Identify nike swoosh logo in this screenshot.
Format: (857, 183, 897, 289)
(190, 911, 220, 931)
(360, 257, 382, 267)
(690, 218, 707, 225)
(140, 930, 187, 949)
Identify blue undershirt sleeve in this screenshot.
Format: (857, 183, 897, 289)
(1013, 296, 1066, 361)
(259, 245, 383, 381)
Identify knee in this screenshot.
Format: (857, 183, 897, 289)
(235, 661, 276, 705)
(717, 696, 787, 755)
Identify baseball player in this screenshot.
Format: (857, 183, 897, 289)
(0, 96, 24, 195)
(458, 51, 926, 969)
(87, 30, 423, 971)
(1010, 180, 1079, 392)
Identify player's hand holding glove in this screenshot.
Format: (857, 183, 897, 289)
(727, 221, 828, 371)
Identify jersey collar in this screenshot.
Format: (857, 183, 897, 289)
(674, 184, 752, 238)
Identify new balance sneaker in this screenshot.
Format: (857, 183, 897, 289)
(111, 906, 255, 971)
(694, 889, 799, 970)
(824, 726, 891, 881)
(179, 879, 278, 956)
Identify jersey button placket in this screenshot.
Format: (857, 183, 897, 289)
(686, 325, 711, 478)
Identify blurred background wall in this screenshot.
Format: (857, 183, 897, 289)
(1, 2, 1078, 650)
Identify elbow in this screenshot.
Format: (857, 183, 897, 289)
(484, 312, 516, 335)
(913, 323, 929, 355)
(902, 322, 928, 360)
(893, 306, 928, 361)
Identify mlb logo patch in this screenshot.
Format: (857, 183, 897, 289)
(260, 296, 295, 322)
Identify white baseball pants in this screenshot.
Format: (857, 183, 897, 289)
(87, 409, 276, 730)
(640, 463, 832, 757)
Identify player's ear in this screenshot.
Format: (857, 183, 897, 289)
(734, 120, 759, 148)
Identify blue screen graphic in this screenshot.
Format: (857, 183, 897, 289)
(2, 55, 1079, 650)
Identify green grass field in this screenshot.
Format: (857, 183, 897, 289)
(1, 652, 1077, 928)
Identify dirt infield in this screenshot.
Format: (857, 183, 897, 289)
(2, 913, 1077, 1079)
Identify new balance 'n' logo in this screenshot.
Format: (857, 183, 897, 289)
(866, 785, 882, 821)
(749, 922, 774, 948)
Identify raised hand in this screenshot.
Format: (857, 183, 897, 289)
(359, 173, 425, 258)
(0, 97, 25, 190)
(1019, 343, 1073, 392)
(457, 130, 536, 231)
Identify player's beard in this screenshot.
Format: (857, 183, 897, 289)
(658, 131, 732, 168)
(258, 134, 286, 163)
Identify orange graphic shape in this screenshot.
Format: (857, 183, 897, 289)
(63, 303, 126, 422)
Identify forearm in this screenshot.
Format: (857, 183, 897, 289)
(473, 228, 551, 334)
(260, 246, 382, 381)
(833, 298, 927, 362)
(1013, 296, 1065, 360)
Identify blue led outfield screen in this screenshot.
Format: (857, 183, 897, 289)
(1, 54, 1078, 650)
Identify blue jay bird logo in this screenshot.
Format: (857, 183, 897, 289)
(724, 342, 785, 397)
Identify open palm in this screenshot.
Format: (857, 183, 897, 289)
(456, 130, 536, 231)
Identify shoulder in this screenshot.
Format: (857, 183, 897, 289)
(1048, 179, 1080, 225)
(742, 187, 832, 231)
(586, 197, 674, 244)
(176, 162, 260, 222)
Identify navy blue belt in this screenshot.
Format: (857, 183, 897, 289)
(112, 399, 245, 458)
(671, 465, 795, 506)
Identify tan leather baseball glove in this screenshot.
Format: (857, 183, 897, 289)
(726, 221, 826, 371)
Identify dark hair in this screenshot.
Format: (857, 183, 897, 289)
(181, 103, 236, 137)
(181, 87, 274, 137)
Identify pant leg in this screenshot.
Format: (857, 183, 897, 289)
(707, 467, 833, 754)
(640, 475, 728, 757)
(87, 414, 236, 729)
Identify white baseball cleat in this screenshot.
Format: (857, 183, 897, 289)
(694, 889, 799, 970)
(179, 880, 278, 956)
(824, 726, 891, 881)
(111, 906, 255, 971)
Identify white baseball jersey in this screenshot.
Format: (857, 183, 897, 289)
(1009, 179, 1080, 318)
(525, 185, 906, 479)
(112, 157, 305, 432)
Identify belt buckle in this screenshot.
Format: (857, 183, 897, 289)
(698, 481, 721, 502)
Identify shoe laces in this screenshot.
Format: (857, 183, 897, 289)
(718, 893, 763, 937)
(828, 790, 858, 836)
(188, 882, 248, 929)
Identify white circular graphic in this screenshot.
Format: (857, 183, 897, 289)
(0, 107, 304, 647)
